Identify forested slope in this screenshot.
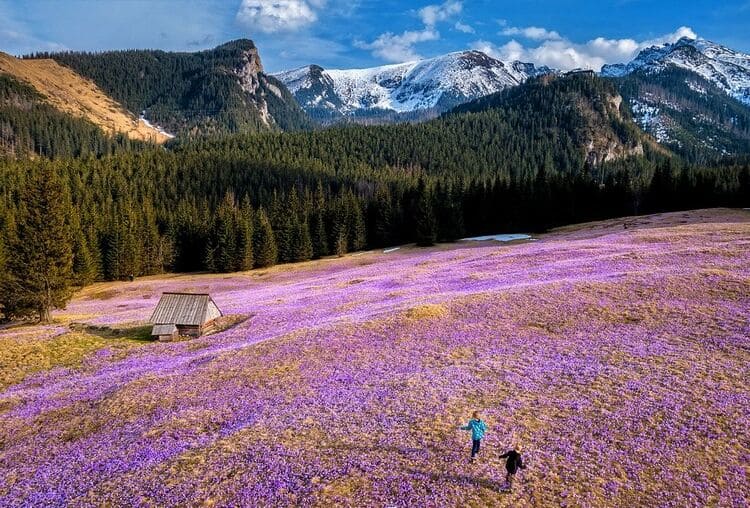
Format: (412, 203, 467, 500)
(34, 40, 314, 137)
(0, 73, 142, 158)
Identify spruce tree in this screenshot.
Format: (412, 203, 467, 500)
(347, 192, 367, 252)
(141, 202, 163, 275)
(236, 195, 254, 271)
(292, 220, 314, 262)
(5, 164, 73, 322)
(70, 212, 96, 286)
(310, 182, 328, 258)
(0, 234, 7, 319)
(414, 179, 437, 247)
(253, 207, 277, 268)
(211, 192, 238, 273)
(373, 186, 393, 247)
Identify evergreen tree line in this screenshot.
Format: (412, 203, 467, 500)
(1, 149, 748, 321)
(1, 74, 748, 321)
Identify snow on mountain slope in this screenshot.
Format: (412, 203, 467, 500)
(602, 37, 750, 106)
(274, 51, 550, 121)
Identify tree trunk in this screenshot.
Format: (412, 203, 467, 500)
(39, 306, 51, 323)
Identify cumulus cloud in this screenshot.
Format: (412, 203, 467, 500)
(473, 25, 698, 71)
(454, 21, 475, 34)
(501, 26, 561, 41)
(418, 1, 462, 27)
(236, 0, 327, 33)
(356, 28, 440, 62)
(358, 1, 462, 63)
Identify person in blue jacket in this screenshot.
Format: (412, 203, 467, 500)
(459, 411, 487, 463)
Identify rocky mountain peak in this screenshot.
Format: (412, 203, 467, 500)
(273, 50, 551, 123)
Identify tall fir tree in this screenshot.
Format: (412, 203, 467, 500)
(4, 163, 73, 322)
(236, 195, 255, 271)
(253, 206, 277, 268)
(310, 182, 328, 259)
(70, 211, 96, 286)
(141, 201, 164, 275)
(414, 179, 437, 247)
(373, 185, 393, 247)
(210, 192, 238, 273)
(291, 220, 314, 262)
(0, 233, 7, 318)
(346, 191, 367, 252)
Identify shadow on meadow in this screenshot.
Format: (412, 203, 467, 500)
(69, 323, 153, 341)
(319, 442, 509, 492)
(406, 469, 508, 492)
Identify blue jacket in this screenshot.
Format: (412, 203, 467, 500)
(461, 419, 487, 440)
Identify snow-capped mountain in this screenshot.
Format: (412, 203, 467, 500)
(602, 37, 750, 106)
(274, 51, 551, 123)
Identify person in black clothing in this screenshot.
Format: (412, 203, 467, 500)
(499, 448, 525, 489)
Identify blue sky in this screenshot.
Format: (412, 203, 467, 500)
(1, 1, 749, 72)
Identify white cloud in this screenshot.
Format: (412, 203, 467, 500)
(236, 0, 327, 34)
(356, 28, 439, 62)
(358, 1, 463, 63)
(473, 25, 699, 71)
(0, 3, 67, 56)
(454, 21, 475, 34)
(418, 1, 462, 27)
(643, 26, 697, 47)
(501, 26, 561, 41)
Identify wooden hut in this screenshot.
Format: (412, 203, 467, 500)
(149, 292, 222, 340)
(151, 323, 178, 341)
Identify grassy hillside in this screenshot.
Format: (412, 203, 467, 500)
(0, 209, 748, 506)
(0, 52, 168, 143)
(0, 73, 145, 158)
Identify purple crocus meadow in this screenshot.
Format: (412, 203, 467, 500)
(1, 209, 748, 506)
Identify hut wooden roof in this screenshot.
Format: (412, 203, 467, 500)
(149, 293, 222, 326)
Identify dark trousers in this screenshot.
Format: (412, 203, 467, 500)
(471, 439, 481, 458)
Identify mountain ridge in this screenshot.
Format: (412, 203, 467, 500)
(35, 39, 314, 137)
(274, 50, 551, 123)
(602, 37, 750, 106)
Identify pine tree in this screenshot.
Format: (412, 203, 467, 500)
(141, 202, 163, 275)
(328, 197, 349, 257)
(347, 192, 367, 252)
(373, 186, 393, 247)
(436, 181, 464, 242)
(236, 195, 254, 271)
(4, 163, 73, 322)
(253, 206, 277, 268)
(0, 234, 7, 319)
(414, 179, 437, 247)
(310, 182, 328, 259)
(211, 192, 238, 273)
(70, 211, 96, 286)
(292, 220, 314, 262)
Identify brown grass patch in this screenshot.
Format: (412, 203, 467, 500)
(0, 330, 148, 390)
(403, 303, 448, 320)
(0, 52, 169, 142)
(87, 288, 120, 300)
